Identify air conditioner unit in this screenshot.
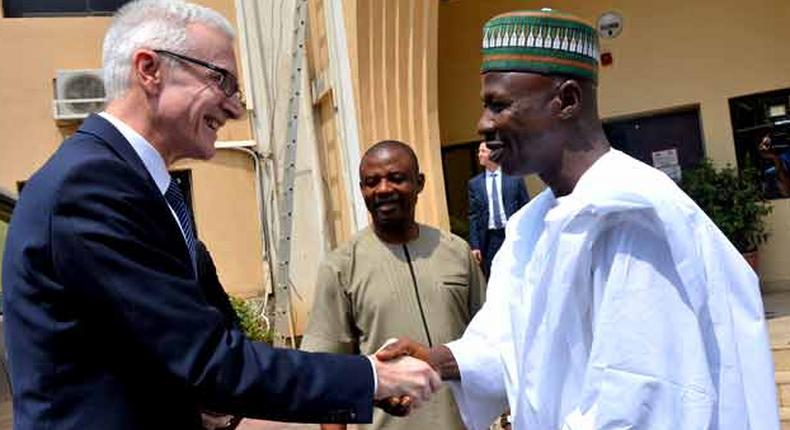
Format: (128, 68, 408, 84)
(52, 69, 106, 121)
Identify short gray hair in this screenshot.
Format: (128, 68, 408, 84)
(102, 0, 235, 101)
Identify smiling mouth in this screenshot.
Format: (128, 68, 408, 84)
(205, 117, 222, 131)
(484, 139, 505, 163)
(377, 202, 397, 210)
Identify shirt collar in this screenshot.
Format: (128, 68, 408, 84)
(98, 112, 171, 195)
(487, 167, 501, 177)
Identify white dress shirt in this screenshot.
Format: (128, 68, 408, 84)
(485, 167, 508, 229)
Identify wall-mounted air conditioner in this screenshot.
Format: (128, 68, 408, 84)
(52, 69, 106, 121)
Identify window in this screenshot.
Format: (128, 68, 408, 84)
(2, 0, 131, 18)
(441, 141, 485, 239)
(729, 88, 790, 199)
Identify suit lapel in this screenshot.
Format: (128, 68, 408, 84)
(77, 114, 161, 197)
(76, 115, 193, 272)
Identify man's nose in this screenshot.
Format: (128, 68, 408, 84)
(477, 111, 495, 138)
(222, 93, 244, 120)
(374, 179, 394, 194)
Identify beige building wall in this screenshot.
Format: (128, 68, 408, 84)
(306, 0, 357, 247)
(346, 0, 449, 230)
(306, 0, 453, 243)
(0, 1, 265, 297)
(438, 0, 790, 287)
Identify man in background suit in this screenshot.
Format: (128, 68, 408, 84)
(1, 1, 439, 429)
(468, 142, 529, 277)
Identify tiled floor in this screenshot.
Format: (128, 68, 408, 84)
(766, 291, 790, 349)
(236, 420, 322, 429)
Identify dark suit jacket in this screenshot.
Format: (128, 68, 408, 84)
(467, 171, 529, 254)
(1, 115, 374, 430)
(195, 240, 241, 332)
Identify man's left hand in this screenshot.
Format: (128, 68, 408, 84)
(374, 395, 413, 416)
(471, 249, 483, 265)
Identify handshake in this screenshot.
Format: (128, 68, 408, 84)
(368, 337, 455, 417)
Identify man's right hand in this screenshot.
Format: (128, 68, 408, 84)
(375, 337, 432, 365)
(471, 249, 483, 265)
(369, 354, 441, 411)
(376, 337, 460, 381)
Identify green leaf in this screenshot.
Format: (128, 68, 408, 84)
(681, 158, 772, 252)
(230, 296, 274, 344)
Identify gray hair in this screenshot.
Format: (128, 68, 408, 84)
(102, 0, 235, 101)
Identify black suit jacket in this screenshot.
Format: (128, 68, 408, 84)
(195, 240, 240, 331)
(467, 171, 529, 255)
(2, 115, 374, 430)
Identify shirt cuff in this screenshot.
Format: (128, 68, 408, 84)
(366, 355, 378, 396)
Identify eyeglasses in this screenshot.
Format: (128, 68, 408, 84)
(154, 49, 240, 98)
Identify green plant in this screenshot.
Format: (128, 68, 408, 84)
(681, 159, 772, 252)
(229, 296, 274, 344)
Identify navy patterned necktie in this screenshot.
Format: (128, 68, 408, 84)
(491, 172, 504, 229)
(164, 179, 197, 264)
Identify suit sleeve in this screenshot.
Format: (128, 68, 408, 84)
(195, 240, 240, 330)
(300, 259, 358, 355)
(50, 159, 374, 424)
(468, 179, 482, 250)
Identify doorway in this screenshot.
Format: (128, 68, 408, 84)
(441, 141, 483, 239)
(603, 106, 705, 181)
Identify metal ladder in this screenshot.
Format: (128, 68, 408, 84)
(272, 0, 308, 347)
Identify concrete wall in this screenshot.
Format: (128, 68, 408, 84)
(438, 0, 790, 287)
(0, 1, 265, 297)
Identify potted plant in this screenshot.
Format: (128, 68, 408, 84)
(230, 296, 274, 344)
(681, 158, 772, 271)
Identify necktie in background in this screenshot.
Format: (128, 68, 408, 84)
(491, 172, 504, 229)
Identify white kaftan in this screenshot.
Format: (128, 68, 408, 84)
(447, 149, 778, 430)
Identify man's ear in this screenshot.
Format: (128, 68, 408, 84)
(132, 49, 163, 96)
(416, 173, 425, 193)
(555, 79, 583, 120)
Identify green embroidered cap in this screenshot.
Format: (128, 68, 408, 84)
(481, 8, 599, 81)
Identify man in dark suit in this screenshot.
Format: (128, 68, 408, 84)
(194, 240, 243, 430)
(1, 2, 439, 429)
(468, 142, 529, 277)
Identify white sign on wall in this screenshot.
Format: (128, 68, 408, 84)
(652, 148, 682, 182)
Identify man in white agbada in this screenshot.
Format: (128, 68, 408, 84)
(376, 8, 779, 430)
